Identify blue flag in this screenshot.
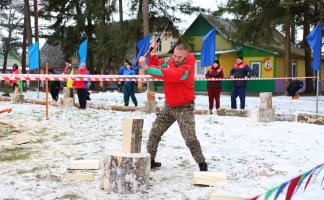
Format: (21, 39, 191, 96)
(28, 42, 39, 70)
(306, 22, 321, 71)
(201, 29, 216, 67)
(79, 39, 88, 68)
(135, 34, 151, 65)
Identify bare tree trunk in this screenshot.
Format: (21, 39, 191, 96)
(119, 0, 126, 54)
(291, 16, 296, 44)
(24, 0, 32, 45)
(34, 0, 39, 42)
(136, 1, 143, 38)
(2, 50, 8, 73)
(138, 0, 149, 91)
(119, 0, 123, 24)
(22, 19, 27, 74)
(2, 7, 14, 73)
(284, 23, 291, 85)
(283, 0, 292, 91)
(320, 0, 324, 25)
(303, 0, 314, 94)
(143, 0, 149, 36)
(87, 15, 94, 75)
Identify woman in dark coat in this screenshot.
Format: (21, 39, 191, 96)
(49, 68, 61, 101)
(205, 60, 224, 114)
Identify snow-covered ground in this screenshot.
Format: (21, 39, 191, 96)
(0, 91, 324, 200)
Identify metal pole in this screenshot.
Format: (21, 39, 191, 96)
(318, 0, 323, 113)
(316, 70, 320, 113)
(45, 63, 49, 120)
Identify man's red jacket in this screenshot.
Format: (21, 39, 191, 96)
(148, 53, 196, 107)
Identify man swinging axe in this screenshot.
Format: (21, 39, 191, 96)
(139, 43, 208, 171)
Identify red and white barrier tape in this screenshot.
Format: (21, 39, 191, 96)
(0, 74, 317, 82)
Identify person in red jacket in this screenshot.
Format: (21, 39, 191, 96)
(10, 64, 20, 92)
(139, 43, 207, 171)
(205, 60, 224, 114)
(73, 63, 87, 109)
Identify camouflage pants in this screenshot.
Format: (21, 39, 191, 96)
(147, 103, 206, 164)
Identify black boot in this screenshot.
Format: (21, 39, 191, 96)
(199, 162, 208, 171)
(151, 160, 161, 169)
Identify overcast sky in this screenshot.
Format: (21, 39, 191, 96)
(14, 0, 303, 49)
(120, 0, 227, 32)
(35, 0, 226, 48)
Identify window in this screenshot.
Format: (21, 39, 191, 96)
(250, 61, 261, 78)
(292, 63, 297, 77)
(195, 60, 206, 76)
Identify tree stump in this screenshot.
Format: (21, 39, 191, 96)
(144, 101, 156, 113)
(63, 97, 75, 108)
(11, 94, 24, 104)
(63, 87, 73, 98)
(62, 87, 75, 108)
(147, 91, 155, 102)
(259, 92, 272, 110)
(102, 150, 150, 194)
(258, 92, 275, 122)
(144, 91, 156, 113)
(122, 118, 144, 153)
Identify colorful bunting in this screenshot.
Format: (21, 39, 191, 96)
(250, 163, 324, 200)
(304, 169, 316, 191)
(296, 169, 312, 192)
(264, 186, 279, 200)
(274, 181, 289, 200)
(249, 195, 259, 200)
(312, 164, 324, 183)
(285, 175, 301, 200)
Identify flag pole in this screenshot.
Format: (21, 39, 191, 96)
(317, 1, 323, 114)
(45, 62, 49, 120)
(316, 70, 319, 113)
(317, 20, 323, 114)
(34, 0, 40, 99)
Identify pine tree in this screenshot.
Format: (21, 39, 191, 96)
(222, 0, 322, 94)
(0, 1, 24, 73)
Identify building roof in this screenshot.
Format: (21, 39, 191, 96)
(0, 49, 21, 70)
(40, 42, 65, 69)
(192, 14, 307, 57)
